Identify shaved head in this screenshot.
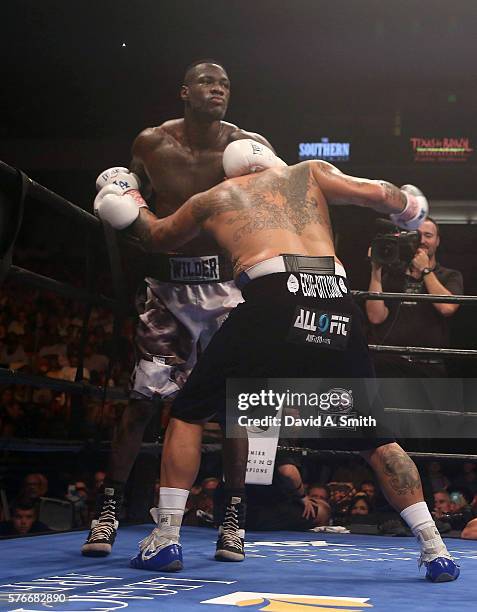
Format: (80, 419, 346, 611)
(184, 59, 227, 84)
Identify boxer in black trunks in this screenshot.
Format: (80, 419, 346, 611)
(96, 140, 459, 582)
(82, 60, 278, 557)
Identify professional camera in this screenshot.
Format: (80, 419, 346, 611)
(440, 506, 475, 531)
(370, 219, 420, 272)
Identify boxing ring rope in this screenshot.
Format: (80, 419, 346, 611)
(0, 366, 126, 399)
(6, 265, 116, 308)
(2, 435, 476, 464)
(0, 159, 132, 405)
(370, 345, 477, 358)
(277, 446, 477, 462)
(0, 160, 99, 226)
(354, 291, 475, 304)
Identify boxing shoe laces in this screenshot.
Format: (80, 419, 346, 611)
(417, 527, 460, 582)
(130, 508, 183, 572)
(81, 488, 120, 557)
(215, 496, 245, 562)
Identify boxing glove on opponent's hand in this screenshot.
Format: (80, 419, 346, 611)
(94, 167, 148, 230)
(390, 184, 429, 231)
(95, 166, 139, 191)
(94, 181, 148, 231)
(223, 139, 287, 178)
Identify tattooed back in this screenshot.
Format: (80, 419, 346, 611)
(193, 161, 338, 276)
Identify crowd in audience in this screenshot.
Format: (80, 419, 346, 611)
(2, 459, 477, 539)
(0, 279, 135, 439)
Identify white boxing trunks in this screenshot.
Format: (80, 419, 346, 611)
(131, 253, 242, 400)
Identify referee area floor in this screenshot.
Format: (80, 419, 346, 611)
(0, 525, 474, 611)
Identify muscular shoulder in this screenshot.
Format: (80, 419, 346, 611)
(187, 181, 234, 224)
(131, 120, 183, 155)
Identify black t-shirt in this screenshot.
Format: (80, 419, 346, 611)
(368, 263, 463, 348)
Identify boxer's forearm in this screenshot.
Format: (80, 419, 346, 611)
(376, 182, 407, 214)
(131, 208, 199, 252)
(130, 209, 178, 252)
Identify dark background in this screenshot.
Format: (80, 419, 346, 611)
(2, 1, 476, 344)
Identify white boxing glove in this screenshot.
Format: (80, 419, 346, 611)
(223, 139, 287, 178)
(96, 166, 136, 191)
(94, 183, 148, 230)
(95, 167, 141, 194)
(390, 184, 429, 231)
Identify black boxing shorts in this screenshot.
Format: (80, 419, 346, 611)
(171, 255, 392, 451)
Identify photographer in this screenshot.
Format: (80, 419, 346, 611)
(366, 218, 463, 378)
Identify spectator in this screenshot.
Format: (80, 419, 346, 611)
(36, 395, 69, 438)
(12, 384, 31, 404)
(58, 348, 91, 382)
(232, 453, 331, 532)
(461, 516, 477, 540)
(348, 493, 372, 517)
(46, 355, 64, 379)
(433, 490, 451, 518)
(191, 477, 221, 526)
(366, 218, 463, 379)
(65, 480, 90, 527)
(1, 401, 28, 437)
(200, 477, 220, 497)
(20, 473, 49, 503)
(449, 490, 470, 514)
(7, 310, 30, 336)
(94, 471, 106, 491)
(359, 480, 377, 504)
(307, 484, 329, 503)
(452, 462, 477, 497)
(0, 333, 27, 368)
(328, 482, 356, 519)
(426, 461, 450, 492)
(1, 386, 15, 407)
(38, 332, 68, 365)
(83, 343, 109, 376)
(0, 501, 50, 536)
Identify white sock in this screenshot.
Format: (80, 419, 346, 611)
(151, 487, 189, 539)
(400, 501, 449, 561)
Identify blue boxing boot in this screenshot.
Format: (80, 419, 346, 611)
(130, 489, 188, 572)
(422, 555, 460, 583)
(401, 502, 460, 582)
(417, 526, 459, 583)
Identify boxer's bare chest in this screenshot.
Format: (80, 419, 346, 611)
(143, 132, 231, 217)
(140, 128, 234, 254)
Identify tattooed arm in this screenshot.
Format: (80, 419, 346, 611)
(310, 161, 407, 215)
(129, 187, 226, 252)
(129, 197, 201, 252)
